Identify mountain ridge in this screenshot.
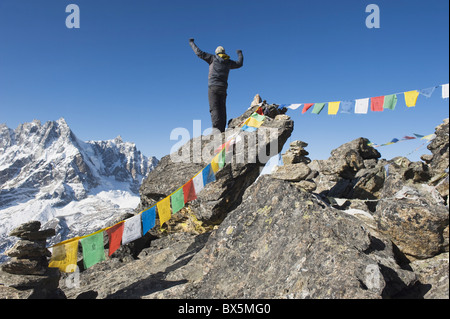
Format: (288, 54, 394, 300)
(0, 118, 158, 260)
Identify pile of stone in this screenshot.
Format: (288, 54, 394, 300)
(0, 221, 64, 298)
(272, 140, 317, 192)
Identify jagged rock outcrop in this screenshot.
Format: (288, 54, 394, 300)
(147, 176, 417, 299)
(373, 119, 449, 261)
(272, 140, 317, 192)
(0, 221, 64, 299)
(308, 137, 385, 202)
(66, 114, 447, 299)
(3, 99, 447, 299)
(421, 118, 449, 173)
(138, 103, 294, 225)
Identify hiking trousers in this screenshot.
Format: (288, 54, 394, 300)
(208, 85, 227, 133)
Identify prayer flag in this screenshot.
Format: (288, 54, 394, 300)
(287, 104, 302, 110)
(106, 222, 124, 256)
(355, 98, 369, 114)
(328, 102, 340, 115)
(244, 117, 263, 128)
(192, 171, 204, 194)
(311, 103, 326, 114)
(241, 125, 257, 132)
(211, 153, 220, 173)
(49, 238, 79, 273)
(141, 206, 156, 235)
(122, 214, 142, 245)
(256, 107, 264, 115)
(218, 148, 226, 169)
(371, 96, 385, 112)
(403, 136, 416, 140)
(383, 94, 398, 110)
(421, 134, 435, 141)
(443, 84, 449, 99)
(171, 187, 185, 214)
(202, 163, 216, 185)
(157, 196, 172, 227)
(404, 90, 419, 107)
(419, 87, 436, 98)
(80, 232, 106, 269)
(340, 101, 354, 113)
(251, 112, 266, 122)
(183, 179, 197, 203)
(413, 133, 425, 138)
(302, 103, 314, 114)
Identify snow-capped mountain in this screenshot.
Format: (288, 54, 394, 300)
(0, 118, 158, 260)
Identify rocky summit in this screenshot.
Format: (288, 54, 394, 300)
(0, 99, 448, 299)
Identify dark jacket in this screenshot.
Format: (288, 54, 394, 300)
(190, 41, 243, 89)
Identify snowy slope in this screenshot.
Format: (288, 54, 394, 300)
(0, 119, 158, 261)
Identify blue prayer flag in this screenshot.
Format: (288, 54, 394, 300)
(340, 101, 354, 114)
(241, 125, 257, 132)
(202, 164, 216, 185)
(141, 206, 156, 234)
(419, 87, 436, 98)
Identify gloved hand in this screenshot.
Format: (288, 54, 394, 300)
(189, 38, 195, 43)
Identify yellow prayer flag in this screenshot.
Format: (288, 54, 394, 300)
(49, 238, 79, 273)
(157, 196, 172, 227)
(243, 117, 263, 128)
(404, 90, 419, 107)
(328, 102, 340, 115)
(211, 153, 220, 173)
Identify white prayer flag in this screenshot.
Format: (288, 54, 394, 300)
(193, 171, 204, 195)
(442, 83, 449, 99)
(287, 104, 302, 110)
(355, 98, 369, 114)
(121, 214, 142, 245)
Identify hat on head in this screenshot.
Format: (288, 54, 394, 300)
(215, 46, 225, 54)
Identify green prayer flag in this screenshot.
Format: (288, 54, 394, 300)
(383, 94, 398, 110)
(80, 232, 106, 269)
(312, 103, 326, 114)
(251, 112, 266, 122)
(218, 148, 226, 169)
(171, 188, 185, 214)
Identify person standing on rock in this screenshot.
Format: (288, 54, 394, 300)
(189, 38, 243, 133)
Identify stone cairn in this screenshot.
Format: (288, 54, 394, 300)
(0, 221, 64, 298)
(272, 140, 317, 192)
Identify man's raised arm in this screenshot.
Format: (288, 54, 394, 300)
(189, 38, 213, 64)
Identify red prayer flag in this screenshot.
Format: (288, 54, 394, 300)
(106, 222, 124, 256)
(403, 136, 416, 140)
(371, 96, 385, 112)
(302, 103, 314, 114)
(183, 179, 197, 203)
(256, 107, 264, 115)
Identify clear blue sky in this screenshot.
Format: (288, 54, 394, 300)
(1, 0, 448, 162)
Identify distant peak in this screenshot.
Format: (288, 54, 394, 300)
(56, 117, 68, 127)
(114, 135, 123, 144)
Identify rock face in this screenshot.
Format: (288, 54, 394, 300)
(2, 98, 447, 299)
(374, 173, 448, 260)
(154, 176, 417, 299)
(421, 118, 449, 173)
(70, 116, 450, 299)
(0, 221, 63, 299)
(308, 137, 385, 201)
(138, 102, 294, 224)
